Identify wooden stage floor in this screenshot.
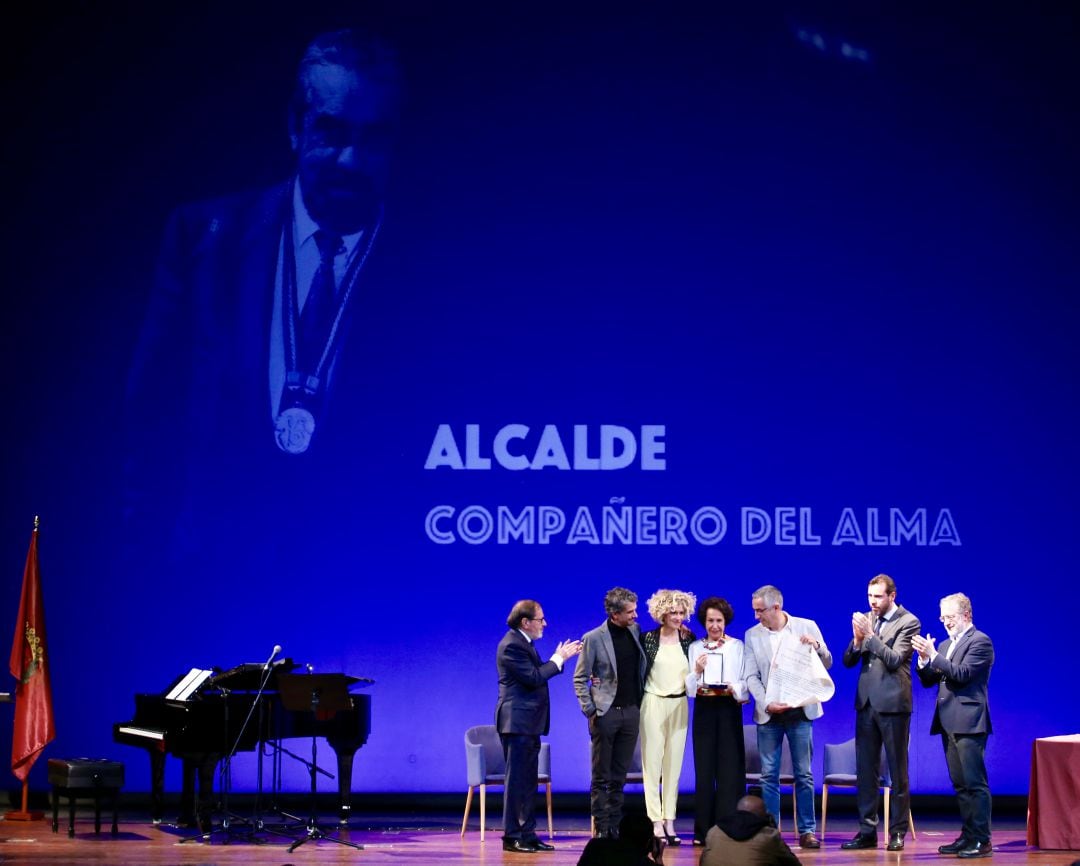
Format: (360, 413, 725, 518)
(0, 808, 1074, 866)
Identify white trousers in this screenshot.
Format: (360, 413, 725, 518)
(639, 692, 690, 821)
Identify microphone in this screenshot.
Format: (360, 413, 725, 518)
(264, 644, 283, 670)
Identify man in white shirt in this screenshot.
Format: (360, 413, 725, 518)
(743, 585, 832, 849)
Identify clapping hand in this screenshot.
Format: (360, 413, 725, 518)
(852, 612, 871, 642)
(911, 633, 935, 660)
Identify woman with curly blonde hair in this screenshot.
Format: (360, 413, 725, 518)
(640, 588, 697, 845)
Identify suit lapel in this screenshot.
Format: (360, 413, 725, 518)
(880, 606, 906, 641)
(944, 627, 972, 661)
(230, 184, 289, 433)
(518, 630, 541, 665)
(600, 624, 616, 670)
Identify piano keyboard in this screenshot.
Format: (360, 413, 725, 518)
(116, 725, 165, 741)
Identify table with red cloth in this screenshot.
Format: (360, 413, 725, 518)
(1027, 734, 1080, 849)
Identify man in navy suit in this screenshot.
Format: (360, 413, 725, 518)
(841, 574, 921, 852)
(914, 593, 994, 859)
(496, 600, 582, 853)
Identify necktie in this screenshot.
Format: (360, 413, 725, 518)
(300, 230, 343, 375)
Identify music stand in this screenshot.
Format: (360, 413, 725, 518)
(181, 660, 293, 844)
(277, 673, 363, 852)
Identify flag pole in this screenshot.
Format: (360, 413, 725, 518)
(7, 779, 41, 821)
(6, 515, 48, 821)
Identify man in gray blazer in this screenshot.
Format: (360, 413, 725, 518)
(841, 574, 921, 852)
(573, 587, 646, 839)
(914, 593, 994, 859)
(743, 585, 832, 849)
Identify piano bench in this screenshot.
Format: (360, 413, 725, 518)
(47, 758, 124, 838)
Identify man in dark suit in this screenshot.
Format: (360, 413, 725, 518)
(496, 600, 582, 853)
(841, 574, 921, 852)
(914, 593, 994, 859)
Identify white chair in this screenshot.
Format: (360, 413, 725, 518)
(461, 725, 553, 841)
(820, 737, 916, 840)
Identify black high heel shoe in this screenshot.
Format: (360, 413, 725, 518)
(664, 821, 682, 846)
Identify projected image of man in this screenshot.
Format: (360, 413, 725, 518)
(124, 29, 403, 565)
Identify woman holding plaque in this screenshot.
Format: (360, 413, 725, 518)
(685, 596, 748, 846)
(640, 589, 697, 846)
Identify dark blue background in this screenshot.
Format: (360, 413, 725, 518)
(2, 2, 1077, 798)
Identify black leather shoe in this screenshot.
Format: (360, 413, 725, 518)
(957, 841, 993, 859)
(887, 833, 905, 851)
(503, 840, 540, 853)
(939, 837, 971, 855)
(841, 834, 878, 850)
(530, 840, 555, 851)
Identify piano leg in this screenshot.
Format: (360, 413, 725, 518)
(330, 745, 357, 825)
(150, 748, 166, 823)
(178, 755, 219, 832)
(197, 755, 218, 833)
(179, 758, 197, 827)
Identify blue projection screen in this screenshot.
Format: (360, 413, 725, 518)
(3, 4, 1078, 801)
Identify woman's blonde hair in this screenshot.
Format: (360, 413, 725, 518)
(646, 588, 697, 625)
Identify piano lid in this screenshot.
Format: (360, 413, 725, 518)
(276, 672, 371, 713)
(208, 658, 297, 691)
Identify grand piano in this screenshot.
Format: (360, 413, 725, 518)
(114, 661, 371, 827)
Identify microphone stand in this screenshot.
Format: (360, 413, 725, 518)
(286, 677, 362, 852)
(267, 741, 334, 829)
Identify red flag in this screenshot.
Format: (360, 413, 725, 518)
(9, 522, 55, 782)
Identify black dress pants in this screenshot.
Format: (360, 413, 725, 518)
(943, 731, 991, 843)
(501, 733, 540, 842)
(855, 706, 911, 836)
(588, 706, 640, 835)
(692, 695, 745, 842)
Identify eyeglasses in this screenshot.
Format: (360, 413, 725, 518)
(527, 617, 547, 623)
(752, 606, 773, 615)
(939, 613, 963, 623)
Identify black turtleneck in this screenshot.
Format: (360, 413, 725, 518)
(608, 620, 641, 707)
